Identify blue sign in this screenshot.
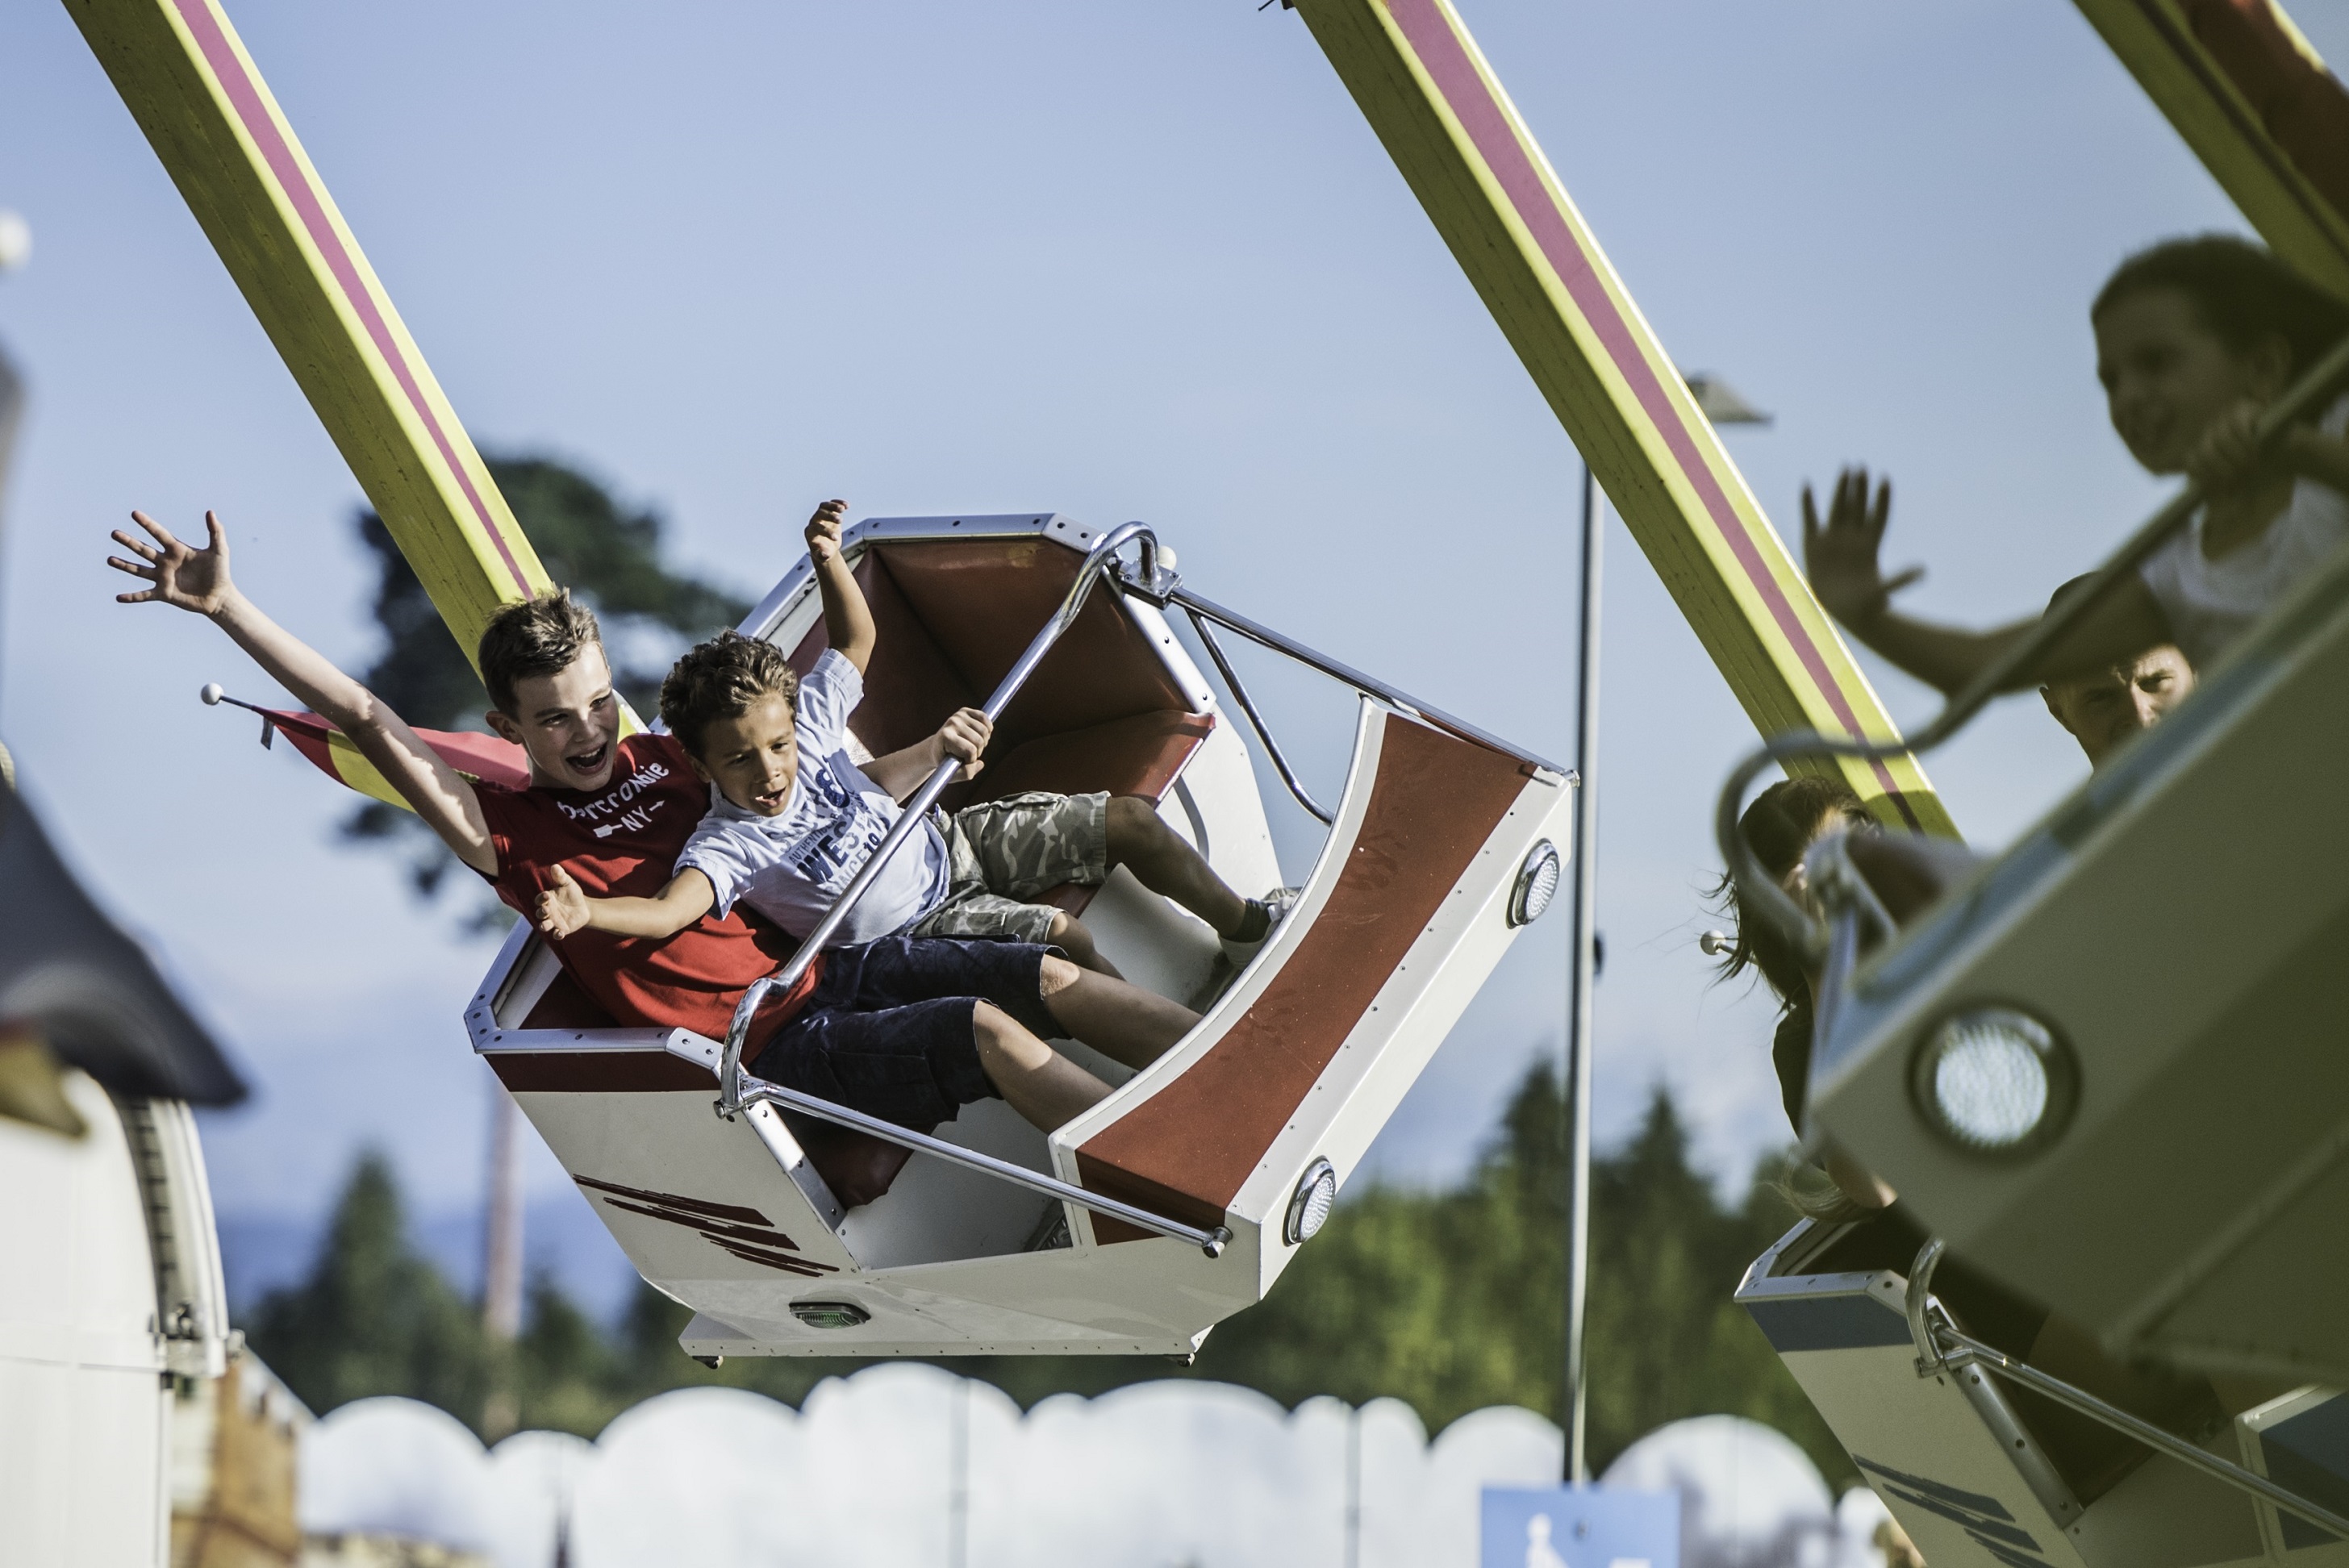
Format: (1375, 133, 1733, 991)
(1480, 1486, 1679, 1568)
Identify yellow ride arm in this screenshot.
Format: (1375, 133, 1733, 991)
(2071, 0, 2349, 300)
(66, 0, 554, 658)
(1292, 0, 1954, 835)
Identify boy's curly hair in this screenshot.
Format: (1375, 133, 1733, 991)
(659, 632, 799, 757)
(2094, 234, 2349, 376)
(477, 590, 605, 715)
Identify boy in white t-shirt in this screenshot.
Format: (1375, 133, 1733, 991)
(535, 500, 1291, 978)
(1804, 235, 2349, 694)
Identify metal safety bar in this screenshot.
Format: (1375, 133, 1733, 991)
(1183, 611, 1335, 824)
(1717, 330, 2349, 964)
(708, 522, 1233, 1256)
(1903, 1238, 2349, 1541)
(1153, 581, 1572, 777)
(732, 1077, 1231, 1256)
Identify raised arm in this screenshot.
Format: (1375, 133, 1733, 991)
(108, 511, 499, 876)
(805, 498, 877, 672)
(1802, 469, 2171, 695)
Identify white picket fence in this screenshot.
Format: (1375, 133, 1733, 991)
(298, 1366, 1894, 1568)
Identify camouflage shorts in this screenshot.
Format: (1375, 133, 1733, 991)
(905, 791, 1109, 945)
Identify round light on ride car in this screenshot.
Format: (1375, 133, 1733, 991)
(1509, 840, 1563, 928)
(1909, 1006, 2077, 1158)
(789, 1299, 870, 1329)
(1286, 1158, 1337, 1246)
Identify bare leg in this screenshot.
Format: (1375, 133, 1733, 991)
(972, 1001, 1112, 1131)
(1104, 795, 1254, 939)
(1037, 953, 1198, 1070)
(1045, 910, 1124, 980)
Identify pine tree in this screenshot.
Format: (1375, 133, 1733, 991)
(245, 1152, 489, 1424)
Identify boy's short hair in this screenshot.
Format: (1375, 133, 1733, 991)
(660, 632, 799, 757)
(2094, 234, 2349, 377)
(478, 590, 606, 715)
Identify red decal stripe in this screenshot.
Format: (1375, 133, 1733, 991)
(1383, 0, 1921, 828)
(167, 0, 535, 602)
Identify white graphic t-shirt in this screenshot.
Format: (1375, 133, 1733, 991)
(675, 650, 950, 947)
(2139, 394, 2349, 668)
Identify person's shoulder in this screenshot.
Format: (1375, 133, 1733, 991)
(624, 731, 697, 777)
(804, 646, 860, 691)
(796, 648, 862, 735)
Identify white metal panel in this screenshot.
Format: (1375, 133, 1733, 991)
(0, 1070, 171, 1568)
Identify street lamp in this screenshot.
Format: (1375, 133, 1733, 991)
(1560, 370, 1770, 1483)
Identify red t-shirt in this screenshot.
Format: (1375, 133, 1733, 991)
(472, 732, 819, 1041)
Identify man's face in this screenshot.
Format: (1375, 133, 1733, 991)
(690, 693, 800, 817)
(488, 644, 624, 791)
(2042, 645, 2196, 767)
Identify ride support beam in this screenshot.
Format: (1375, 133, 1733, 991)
(65, 0, 554, 664)
(2072, 0, 2349, 299)
(1291, 0, 1953, 835)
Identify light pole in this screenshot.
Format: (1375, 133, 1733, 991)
(1561, 372, 1769, 1483)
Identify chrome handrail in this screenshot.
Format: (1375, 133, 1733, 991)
(1901, 1233, 2346, 1537)
(1717, 330, 2349, 965)
(729, 1077, 1230, 1255)
(1183, 610, 1334, 824)
(716, 521, 1161, 1116)
(1942, 1324, 2347, 1539)
(1902, 1236, 2087, 1528)
(1160, 583, 1571, 777)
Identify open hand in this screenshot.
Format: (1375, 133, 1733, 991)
(2184, 398, 2268, 497)
(1802, 469, 1921, 630)
(536, 864, 592, 938)
(108, 510, 236, 615)
(934, 707, 991, 780)
(804, 498, 849, 567)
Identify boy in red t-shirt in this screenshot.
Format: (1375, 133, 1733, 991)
(107, 504, 1196, 1132)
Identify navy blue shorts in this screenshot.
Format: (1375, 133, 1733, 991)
(749, 936, 1058, 1128)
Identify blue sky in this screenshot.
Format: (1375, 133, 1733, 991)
(2, 0, 2324, 1308)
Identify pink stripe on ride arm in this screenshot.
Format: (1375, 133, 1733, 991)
(166, 0, 535, 603)
(1380, 0, 1922, 828)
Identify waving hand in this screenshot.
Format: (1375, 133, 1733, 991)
(109, 510, 235, 615)
(1801, 468, 1922, 630)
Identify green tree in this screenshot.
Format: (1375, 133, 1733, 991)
(244, 1152, 489, 1421)
(341, 456, 752, 905)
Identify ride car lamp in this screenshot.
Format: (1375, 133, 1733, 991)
(1286, 1158, 1337, 1246)
(789, 1300, 870, 1329)
(1509, 840, 1562, 927)
(1910, 1007, 2077, 1157)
